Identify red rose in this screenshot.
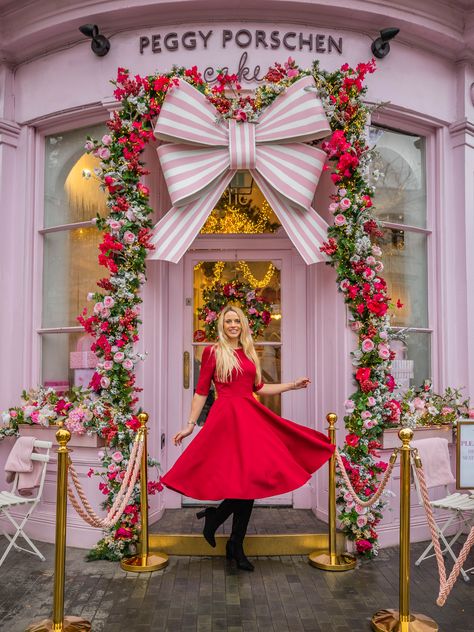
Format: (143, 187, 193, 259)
(346, 433, 360, 447)
(356, 539, 373, 554)
(114, 527, 133, 540)
(356, 367, 371, 383)
(386, 375, 396, 392)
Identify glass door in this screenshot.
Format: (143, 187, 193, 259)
(181, 249, 293, 506)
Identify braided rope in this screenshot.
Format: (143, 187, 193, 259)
(335, 448, 398, 508)
(67, 437, 144, 529)
(414, 461, 474, 606)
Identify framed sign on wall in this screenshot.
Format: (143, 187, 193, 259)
(456, 420, 474, 489)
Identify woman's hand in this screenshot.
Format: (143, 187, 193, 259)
(173, 424, 195, 446)
(293, 377, 311, 390)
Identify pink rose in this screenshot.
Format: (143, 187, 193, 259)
(367, 397, 376, 407)
(344, 399, 355, 413)
(365, 256, 376, 266)
(9, 410, 18, 418)
(468, 409, 474, 419)
(338, 188, 347, 196)
(108, 219, 121, 232)
(205, 311, 217, 323)
(103, 360, 113, 370)
(378, 344, 390, 360)
(31, 410, 40, 424)
(339, 197, 351, 209)
(101, 308, 111, 319)
(361, 411, 371, 419)
(84, 140, 94, 151)
(441, 406, 454, 416)
(350, 321, 362, 332)
(413, 397, 426, 411)
(87, 292, 94, 301)
(372, 245, 382, 256)
(113, 352, 125, 363)
(103, 296, 115, 308)
(379, 331, 388, 340)
(100, 376, 110, 389)
(287, 68, 299, 78)
(355, 504, 367, 515)
(123, 358, 133, 370)
(112, 451, 123, 462)
(357, 515, 368, 528)
(97, 147, 111, 160)
(123, 231, 136, 244)
(375, 262, 384, 272)
(125, 210, 136, 222)
(361, 338, 375, 353)
(340, 279, 350, 291)
(93, 302, 104, 315)
(334, 214, 347, 227)
(328, 202, 339, 213)
(363, 419, 376, 429)
(108, 464, 117, 473)
(363, 268, 375, 280)
(101, 134, 112, 146)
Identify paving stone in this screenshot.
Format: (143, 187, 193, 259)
(0, 511, 474, 631)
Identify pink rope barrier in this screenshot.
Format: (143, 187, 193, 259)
(414, 459, 474, 606)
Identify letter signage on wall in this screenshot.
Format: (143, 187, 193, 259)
(457, 420, 474, 489)
(138, 27, 343, 82)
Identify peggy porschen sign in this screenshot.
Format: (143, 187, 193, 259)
(139, 28, 343, 82)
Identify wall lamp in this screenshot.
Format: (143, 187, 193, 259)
(79, 24, 111, 57)
(371, 28, 400, 59)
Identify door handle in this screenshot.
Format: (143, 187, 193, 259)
(183, 351, 190, 389)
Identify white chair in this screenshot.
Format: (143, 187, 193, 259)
(0, 438, 52, 567)
(411, 438, 474, 582)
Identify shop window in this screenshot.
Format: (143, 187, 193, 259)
(370, 127, 431, 389)
(200, 172, 281, 234)
(39, 123, 107, 389)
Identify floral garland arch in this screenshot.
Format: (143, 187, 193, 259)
(2, 57, 397, 560)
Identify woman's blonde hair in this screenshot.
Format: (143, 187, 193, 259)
(213, 305, 262, 385)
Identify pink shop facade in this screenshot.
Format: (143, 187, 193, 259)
(0, 0, 473, 549)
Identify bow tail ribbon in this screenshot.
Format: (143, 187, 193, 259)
(149, 170, 235, 264)
(251, 173, 329, 265)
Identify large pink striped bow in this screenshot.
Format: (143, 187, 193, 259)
(149, 74, 331, 265)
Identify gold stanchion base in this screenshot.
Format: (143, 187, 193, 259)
(371, 609, 439, 632)
(308, 550, 357, 571)
(25, 615, 91, 631)
(120, 552, 169, 572)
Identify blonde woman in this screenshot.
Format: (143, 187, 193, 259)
(161, 305, 334, 571)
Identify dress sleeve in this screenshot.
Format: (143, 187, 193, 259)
(195, 346, 216, 396)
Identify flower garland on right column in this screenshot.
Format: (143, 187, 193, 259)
(315, 60, 401, 557)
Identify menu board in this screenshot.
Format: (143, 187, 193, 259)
(457, 420, 474, 489)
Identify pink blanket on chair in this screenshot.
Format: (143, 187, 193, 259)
(412, 437, 456, 488)
(4, 436, 42, 495)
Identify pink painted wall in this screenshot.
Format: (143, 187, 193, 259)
(0, 0, 473, 548)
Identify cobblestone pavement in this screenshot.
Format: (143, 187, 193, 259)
(0, 509, 473, 632)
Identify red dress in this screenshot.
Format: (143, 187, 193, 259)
(161, 346, 335, 500)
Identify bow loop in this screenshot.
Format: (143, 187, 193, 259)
(256, 75, 331, 144)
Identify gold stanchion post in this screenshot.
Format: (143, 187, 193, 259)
(26, 422, 91, 632)
(309, 413, 357, 571)
(121, 412, 169, 572)
(371, 428, 438, 632)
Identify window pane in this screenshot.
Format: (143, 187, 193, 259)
(44, 123, 108, 227)
(42, 227, 102, 328)
(376, 228, 428, 328)
(200, 172, 281, 234)
(391, 331, 431, 391)
(193, 260, 281, 342)
(41, 331, 96, 391)
(369, 127, 426, 228)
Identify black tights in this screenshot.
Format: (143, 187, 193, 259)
(213, 499, 254, 543)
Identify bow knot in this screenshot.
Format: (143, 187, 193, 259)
(149, 75, 332, 265)
(228, 120, 256, 170)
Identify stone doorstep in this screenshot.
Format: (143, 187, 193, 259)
(149, 532, 347, 556)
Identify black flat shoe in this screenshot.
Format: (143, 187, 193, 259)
(226, 539, 254, 571)
(196, 507, 218, 547)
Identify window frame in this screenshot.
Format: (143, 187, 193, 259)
(370, 112, 440, 388)
(33, 111, 108, 386)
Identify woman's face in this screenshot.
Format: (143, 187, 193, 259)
(223, 310, 242, 343)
